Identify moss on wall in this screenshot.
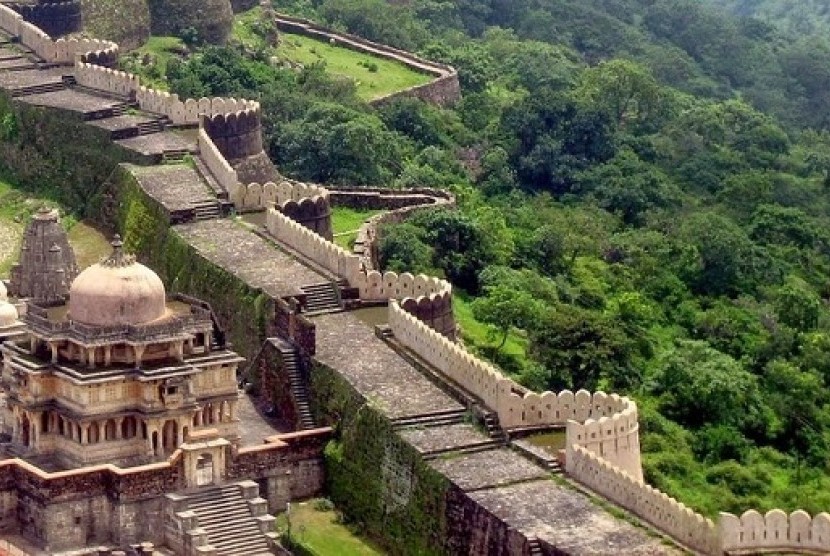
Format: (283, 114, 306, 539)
(0, 92, 145, 219)
(111, 165, 274, 360)
(81, 0, 150, 49)
(311, 361, 450, 555)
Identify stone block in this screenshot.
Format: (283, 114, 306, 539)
(236, 479, 260, 500)
(255, 514, 276, 534)
(247, 497, 268, 516)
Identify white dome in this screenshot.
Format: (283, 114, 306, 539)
(68, 237, 167, 326)
(0, 301, 18, 327)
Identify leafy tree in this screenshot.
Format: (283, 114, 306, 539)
(576, 149, 679, 224)
(500, 90, 616, 194)
(650, 339, 763, 430)
(529, 304, 637, 390)
(377, 223, 432, 274)
(471, 284, 542, 350)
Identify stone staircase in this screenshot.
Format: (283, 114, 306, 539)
(166, 481, 275, 556)
(528, 537, 543, 555)
(273, 338, 315, 429)
(191, 199, 221, 221)
(162, 148, 190, 163)
(483, 412, 506, 442)
(136, 118, 164, 135)
(421, 436, 502, 461)
(300, 281, 342, 314)
(391, 408, 467, 431)
(9, 79, 64, 96)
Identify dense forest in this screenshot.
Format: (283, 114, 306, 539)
(155, 0, 830, 517)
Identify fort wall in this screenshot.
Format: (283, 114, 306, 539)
(566, 445, 720, 555)
(234, 180, 333, 238)
(388, 300, 643, 478)
(265, 208, 454, 333)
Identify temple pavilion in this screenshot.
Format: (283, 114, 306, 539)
(0, 236, 243, 468)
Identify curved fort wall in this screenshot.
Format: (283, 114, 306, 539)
(265, 208, 455, 336)
(1, 5, 829, 556)
(272, 13, 461, 107)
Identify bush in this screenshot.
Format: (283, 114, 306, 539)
(313, 498, 335, 512)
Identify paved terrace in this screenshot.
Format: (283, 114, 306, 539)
(175, 220, 327, 298)
(130, 164, 217, 212)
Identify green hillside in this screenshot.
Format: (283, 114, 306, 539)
(144, 0, 830, 519)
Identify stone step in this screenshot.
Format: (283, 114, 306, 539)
(136, 120, 163, 135)
(391, 409, 467, 429)
(422, 438, 501, 459)
(422, 442, 501, 461)
(10, 81, 64, 96)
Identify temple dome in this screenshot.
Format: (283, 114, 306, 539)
(68, 236, 167, 326)
(0, 300, 17, 327)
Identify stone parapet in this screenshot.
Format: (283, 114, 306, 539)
(567, 445, 720, 555)
(720, 509, 830, 554)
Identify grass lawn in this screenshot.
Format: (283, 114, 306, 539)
(331, 206, 383, 250)
(233, 8, 432, 100)
(276, 500, 385, 555)
(0, 178, 110, 276)
(120, 36, 186, 90)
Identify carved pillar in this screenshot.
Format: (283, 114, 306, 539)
(133, 345, 146, 369)
(81, 423, 89, 445)
(115, 417, 124, 440)
(48, 342, 59, 364)
(87, 348, 96, 369)
(104, 345, 112, 366)
(212, 404, 220, 424)
(229, 400, 237, 421)
(28, 336, 36, 354)
(176, 340, 185, 362)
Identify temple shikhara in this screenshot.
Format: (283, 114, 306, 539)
(1, 235, 242, 468)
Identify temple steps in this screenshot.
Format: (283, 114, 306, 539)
(300, 281, 343, 314)
(179, 484, 272, 555)
(528, 537, 543, 556)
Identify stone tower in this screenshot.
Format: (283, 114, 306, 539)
(8, 207, 79, 302)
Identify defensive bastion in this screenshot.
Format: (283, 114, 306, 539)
(0, 4, 824, 555)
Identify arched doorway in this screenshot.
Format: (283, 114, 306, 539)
(195, 453, 214, 486)
(19, 415, 30, 447)
(162, 420, 177, 453)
